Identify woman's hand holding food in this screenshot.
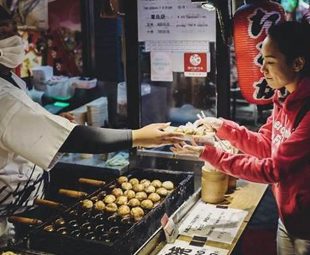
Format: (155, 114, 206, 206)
(170, 141, 204, 158)
(194, 117, 223, 132)
(132, 123, 185, 148)
(192, 133, 215, 146)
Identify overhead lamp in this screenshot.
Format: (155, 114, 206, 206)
(201, 2, 216, 11)
(191, 0, 216, 11)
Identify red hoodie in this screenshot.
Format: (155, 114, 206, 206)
(200, 77, 310, 239)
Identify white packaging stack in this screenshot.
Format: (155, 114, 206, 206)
(71, 107, 87, 125)
(32, 66, 54, 91)
(45, 76, 74, 100)
(71, 77, 97, 89)
(86, 97, 108, 127)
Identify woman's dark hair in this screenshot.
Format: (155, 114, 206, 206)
(268, 21, 310, 77)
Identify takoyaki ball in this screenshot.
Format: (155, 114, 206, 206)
(148, 193, 161, 203)
(81, 199, 93, 209)
(128, 198, 140, 207)
(135, 191, 147, 201)
(133, 183, 144, 192)
(118, 176, 128, 184)
(105, 203, 118, 213)
(104, 194, 116, 204)
(141, 199, 154, 210)
(131, 207, 145, 221)
(121, 182, 133, 191)
(151, 180, 162, 188)
(94, 200, 106, 211)
(124, 190, 136, 199)
(144, 185, 156, 194)
(129, 178, 139, 186)
(118, 205, 131, 217)
(162, 181, 174, 190)
(156, 187, 168, 197)
(116, 195, 128, 205)
(112, 188, 123, 197)
(140, 179, 151, 188)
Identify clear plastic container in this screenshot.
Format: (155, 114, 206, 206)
(45, 76, 74, 100)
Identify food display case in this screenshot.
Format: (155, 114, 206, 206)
(123, 0, 231, 174)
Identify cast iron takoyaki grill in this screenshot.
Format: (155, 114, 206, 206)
(28, 168, 194, 255)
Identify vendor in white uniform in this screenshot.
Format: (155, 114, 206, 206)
(0, 6, 183, 242)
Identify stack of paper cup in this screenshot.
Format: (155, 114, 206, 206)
(72, 108, 87, 125)
(87, 97, 108, 127)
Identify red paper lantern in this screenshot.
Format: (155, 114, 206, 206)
(233, 0, 285, 105)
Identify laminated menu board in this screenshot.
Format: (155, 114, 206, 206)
(138, 0, 216, 42)
(178, 200, 248, 244)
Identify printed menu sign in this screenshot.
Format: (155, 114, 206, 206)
(138, 0, 216, 42)
(178, 200, 248, 244)
(158, 240, 228, 255)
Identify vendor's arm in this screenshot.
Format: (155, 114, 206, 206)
(216, 116, 273, 158)
(59, 125, 132, 153)
(200, 114, 310, 183)
(59, 123, 184, 153)
(1, 91, 183, 169)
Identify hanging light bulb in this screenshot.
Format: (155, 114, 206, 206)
(201, 1, 216, 11)
(191, 0, 216, 11)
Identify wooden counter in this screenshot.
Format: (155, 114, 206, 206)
(136, 179, 268, 255)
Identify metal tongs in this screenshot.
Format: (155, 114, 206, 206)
(196, 111, 230, 151)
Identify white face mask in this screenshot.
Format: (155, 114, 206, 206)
(0, 35, 25, 68)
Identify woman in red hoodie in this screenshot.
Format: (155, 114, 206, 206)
(172, 21, 310, 255)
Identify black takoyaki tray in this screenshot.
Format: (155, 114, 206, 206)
(28, 168, 194, 255)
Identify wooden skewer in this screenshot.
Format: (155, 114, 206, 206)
(34, 198, 65, 209)
(8, 216, 42, 225)
(58, 189, 87, 199)
(78, 178, 106, 187)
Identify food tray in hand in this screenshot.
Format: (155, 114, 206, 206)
(28, 168, 194, 255)
(164, 124, 214, 141)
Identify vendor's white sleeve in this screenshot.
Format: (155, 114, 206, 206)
(0, 92, 76, 170)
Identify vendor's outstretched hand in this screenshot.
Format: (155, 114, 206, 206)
(132, 123, 185, 148)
